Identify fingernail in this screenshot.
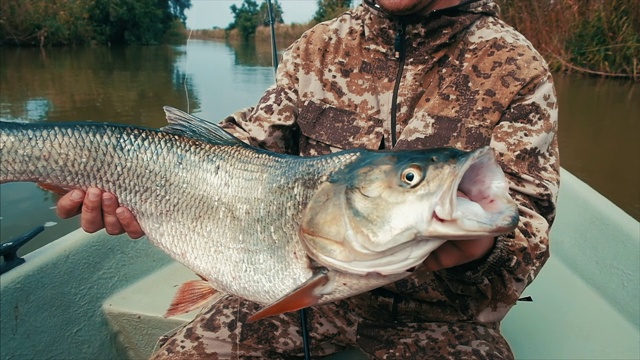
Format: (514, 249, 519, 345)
(102, 193, 113, 205)
(71, 190, 84, 201)
(115, 208, 125, 218)
(88, 190, 100, 201)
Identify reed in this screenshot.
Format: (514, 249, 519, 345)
(497, 0, 639, 80)
(187, 23, 310, 44)
(4, 0, 634, 79)
(190, 1, 638, 80)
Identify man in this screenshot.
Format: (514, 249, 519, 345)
(57, 0, 559, 358)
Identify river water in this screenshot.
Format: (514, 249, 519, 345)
(1, 40, 638, 256)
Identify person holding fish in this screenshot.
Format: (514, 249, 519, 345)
(55, 0, 559, 358)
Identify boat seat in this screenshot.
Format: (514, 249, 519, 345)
(103, 261, 369, 359)
(102, 262, 202, 359)
(103, 254, 639, 360)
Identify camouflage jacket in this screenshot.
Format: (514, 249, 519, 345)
(220, 1, 560, 325)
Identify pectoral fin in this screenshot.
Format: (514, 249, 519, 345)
(164, 279, 218, 318)
(247, 268, 330, 323)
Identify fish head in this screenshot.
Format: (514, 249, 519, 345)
(300, 146, 519, 276)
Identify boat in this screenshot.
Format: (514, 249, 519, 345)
(1, 169, 638, 359)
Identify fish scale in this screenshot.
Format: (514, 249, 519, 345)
(0, 121, 363, 304)
(0, 108, 519, 320)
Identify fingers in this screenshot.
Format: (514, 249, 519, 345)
(102, 193, 125, 235)
(423, 236, 495, 272)
(55, 187, 144, 239)
(81, 188, 106, 233)
(453, 236, 496, 261)
(423, 242, 462, 271)
(56, 189, 85, 219)
(116, 207, 145, 239)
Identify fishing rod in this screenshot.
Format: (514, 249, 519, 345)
(265, 1, 311, 359)
(266, 0, 279, 76)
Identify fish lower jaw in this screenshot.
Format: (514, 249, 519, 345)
(310, 239, 446, 276)
(430, 193, 519, 237)
(433, 193, 492, 222)
(426, 211, 519, 239)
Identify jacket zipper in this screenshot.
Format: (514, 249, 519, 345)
(390, 19, 406, 148)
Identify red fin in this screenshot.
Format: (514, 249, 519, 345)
(37, 182, 73, 196)
(247, 268, 330, 323)
(164, 280, 218, 318)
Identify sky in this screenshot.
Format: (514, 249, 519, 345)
(185, 0, 320, 29)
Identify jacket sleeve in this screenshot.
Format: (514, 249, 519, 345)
(439, 69, 560, 322)
(218, 42, 302, 154)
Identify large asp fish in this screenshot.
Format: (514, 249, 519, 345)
(0, 107, 519, 321)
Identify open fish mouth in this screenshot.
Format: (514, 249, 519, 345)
(431, 146, 519, 238)
(300, 146, 519, 277)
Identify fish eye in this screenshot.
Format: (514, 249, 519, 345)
(400, 165, 423, 187)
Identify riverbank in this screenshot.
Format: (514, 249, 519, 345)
(187, 23, 309, 47)
(187, 0, 639, 81)
(0, 0, 188, 46)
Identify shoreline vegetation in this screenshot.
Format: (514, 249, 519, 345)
(189, 0, 639, 81)
(0, 0, 190, 46)
(498, 0, 639, 80)
(188, 24, 309, 46)
(1, 0, 637, 80)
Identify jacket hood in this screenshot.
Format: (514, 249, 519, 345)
(352, 1, 498, 62)
(362, 0, 498, 19)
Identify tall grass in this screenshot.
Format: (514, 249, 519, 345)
(188, 23, 309, 45)
(497, 0, 639, 80)
(191, 1, 638, 80)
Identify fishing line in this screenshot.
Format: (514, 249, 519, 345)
(152, 323, 186, 355)
(264, 1, 311, 357)
(236, 296, 241, 358)
(183, 29, 193, 113)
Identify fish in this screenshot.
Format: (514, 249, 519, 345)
(0, 107, 519, 321)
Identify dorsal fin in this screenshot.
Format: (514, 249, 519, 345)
(162, 106, 245, 146)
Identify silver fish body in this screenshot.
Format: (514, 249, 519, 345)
(0, 107, 519, 316)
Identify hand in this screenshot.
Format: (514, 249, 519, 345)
(423, 189, 496, 271)
(56, 188, 145, 239)
(423, 236, 495, 271)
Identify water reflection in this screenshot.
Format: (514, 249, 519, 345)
(0, 46, 199, 127)
(174, 40, 276, 121)
(22, 98, 52, 122)
(554, 74, 639, 220)
(0, 40, 638, 257)
(0, 40, 278, 253)
(225, 38, 290, 68)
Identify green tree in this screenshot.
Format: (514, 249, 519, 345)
(90, 0, 191, 45)
(0, 0, 96, 46)
(313, 0, 351, 23)
(229, 0, 260, 40)
(228, 1, 286, 39)
(258, 0, 284, 27)
(169, 0, 191, 24)
(0, 0, 191, 46)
